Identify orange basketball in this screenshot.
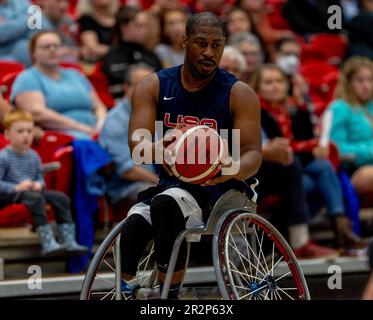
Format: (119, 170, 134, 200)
(165, 125, 225, 184)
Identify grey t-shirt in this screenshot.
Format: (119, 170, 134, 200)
(154, 44, 185, 67)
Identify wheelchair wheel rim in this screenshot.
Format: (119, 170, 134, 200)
(85, 238, 157, 300)
(218, 212, 309, 300)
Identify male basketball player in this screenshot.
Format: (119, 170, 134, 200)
(120, 12, 262, 299)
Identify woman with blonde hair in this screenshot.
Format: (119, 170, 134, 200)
(77, 0, 119, 62)
(329, 56, 373, 195)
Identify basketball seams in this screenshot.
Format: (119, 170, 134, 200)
(170, 125, 224, 183)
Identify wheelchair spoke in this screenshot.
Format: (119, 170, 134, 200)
(242, 219, 253, 278)
(259, 255, 284, 284)
(271, 242, 275, 277)
(228, 240, 266, 278)
(276, 287, 294, 300)
(275, 271, 292, 283)
(253, 224, 270, 275)
(229, 267, 262, 282)
(95, 274, 115, 286)
(228, 231, 251, 282)
(237, 224, 268, 275)
(100, 288, 115, 300)
(230, 228, 267, 278)
(103, 259, 115, 273)
(274, 290, 282, 300)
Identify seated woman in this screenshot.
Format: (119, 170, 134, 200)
(329, 56, 373, 197)
(10, 31, 107, 140)
(101, 6, 162, 98)
(154, 9, 188, 68)
(252, 64, 367, 251)
(77, 0, 118, 62)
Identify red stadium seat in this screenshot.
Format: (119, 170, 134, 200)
(0, 61, 24, 81)
(300, 61, 339, 115)
(267, 0, 291, 30)
(0, 71, 21, 101)
(31, 132, 74, 193)
(87, 63, 115, 108)
(300, 43, 326, 64)
(309, 34, 348, 65)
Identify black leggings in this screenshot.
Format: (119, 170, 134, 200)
(120, 195, 187, 276)
(0, 190, 73, 226)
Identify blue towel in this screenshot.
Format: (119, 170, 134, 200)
(68, 140, 112, 273)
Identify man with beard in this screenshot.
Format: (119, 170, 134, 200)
(120, 12, 262, 299)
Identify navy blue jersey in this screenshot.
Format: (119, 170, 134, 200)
(154, 65, 242, 208)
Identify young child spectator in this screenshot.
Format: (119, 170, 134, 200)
(0, 110, 88, 256)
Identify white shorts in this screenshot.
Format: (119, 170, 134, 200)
(127, 187, 204, 242)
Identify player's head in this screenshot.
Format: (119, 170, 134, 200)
(182, 13, 226, 79)
(3, 110, 34, 152)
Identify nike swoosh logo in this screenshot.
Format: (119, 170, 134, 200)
(163, 96, 175, 101)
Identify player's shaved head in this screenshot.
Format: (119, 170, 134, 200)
(185, 12, 224, 37)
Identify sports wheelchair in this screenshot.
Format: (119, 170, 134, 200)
(80, 179, 310, 300)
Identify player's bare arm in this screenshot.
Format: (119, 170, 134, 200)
(203, 81, 262, 185)
(128, 73, 159, 160)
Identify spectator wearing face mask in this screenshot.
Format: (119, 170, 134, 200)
(274, 37, 310, 107)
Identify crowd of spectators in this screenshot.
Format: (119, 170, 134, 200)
(1, 0, 373, 282)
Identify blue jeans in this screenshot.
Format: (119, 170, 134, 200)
(302, 159, 345, 217)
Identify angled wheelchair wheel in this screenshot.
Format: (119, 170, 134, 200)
(80, 219, 158, 300)
(213, 209, 310, 300)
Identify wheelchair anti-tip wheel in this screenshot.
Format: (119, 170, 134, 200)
(213, 209, 310, 300)
(80, 219, 158, 300)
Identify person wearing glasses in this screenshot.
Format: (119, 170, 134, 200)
(10, 31, 107, 139)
